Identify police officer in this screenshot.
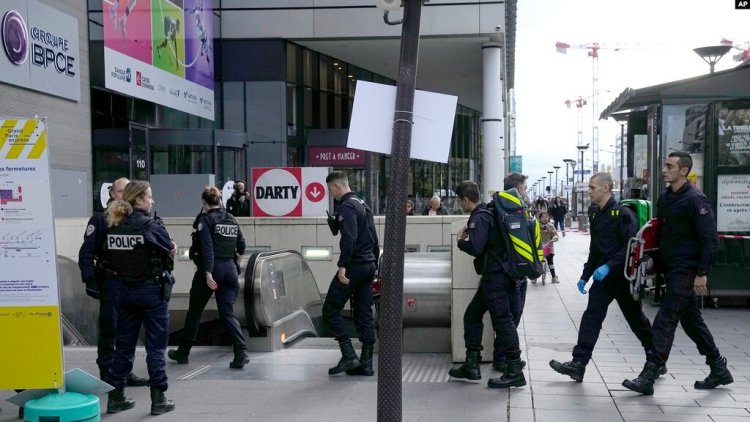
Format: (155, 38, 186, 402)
(323, 172, 379, 376)
(549, 172, 656, 383)
(168, 186, 249, 369)
(623, 152, 732, 395)
(78, 177, 147, 386)
(102, 181, 176, 416)
(449, 174, 528, 389)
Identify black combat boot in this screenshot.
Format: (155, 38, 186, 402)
(167, 340, 192, 364)
(328, 339, 362, 375)
(346, 344, 375, 376)
(448, 349, 481, 381)
(229, 344, 250, 369)
(487, 358, 526, 388)
(549, 359, 586, 382)
(150, 387, 175, 415)
(106, 388, 135, 414)
(493, 359, 526, 373)
(622, 361, 660, 395)
(126, 373, 148, 387)
(695, 356, 733, 389)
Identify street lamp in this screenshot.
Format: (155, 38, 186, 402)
(693, 45, 732, 74)
(577, 144, 590, 218)
(546, 171, 553, 198)
(553, 166, 561, 197)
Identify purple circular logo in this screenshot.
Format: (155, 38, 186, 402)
(2, 10, 29, 65)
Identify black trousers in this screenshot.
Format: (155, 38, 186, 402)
(96, 279, 116, 372)
(647, 269, 719, 366)
(322, 262, 376, 346)
(493, 278, 526, 362)
(572, 274, 653, 365)
(463, 273, 521, 361)
(180, 260, 246, 349)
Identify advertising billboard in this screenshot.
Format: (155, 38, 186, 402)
(0, 0, 81, 101)
(251, 167, 330, 217)
(102, 0, 214, 120)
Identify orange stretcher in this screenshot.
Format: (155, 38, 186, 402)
(624, 218, 662, 301)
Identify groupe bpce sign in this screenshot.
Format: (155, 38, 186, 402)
(0, 0, 80, 101)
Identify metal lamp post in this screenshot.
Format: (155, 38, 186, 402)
(547, 171, 553, 197)
(577, 144, 590, 217)
(569, 159, 577, 220)
(553, 166, 561, 197)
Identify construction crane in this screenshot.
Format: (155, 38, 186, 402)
(564, 96, 587, 148)
(720, 38, 750, 63)
(556, 41, 614, 173)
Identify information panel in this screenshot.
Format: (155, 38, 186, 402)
(0, 118, 63, 389)
(717, 174, 750, 232)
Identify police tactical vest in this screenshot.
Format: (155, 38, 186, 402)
(210, 211, 239, 259)
(105, 216, 154, 279)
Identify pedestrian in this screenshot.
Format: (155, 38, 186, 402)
(422, 195, 448, 215)
(549, 196, 567, 236)
(549, 172, 656, 383)
(101, 180, 176, 415)
(226, 180, 251, 217)
(406, 199, 415, 216)
(323, 171, 379, 376)
(168, 186, 249, 369)
(535, 210, 559, 284)
(78, 177, 148, 386)
(448, 174, 529, 389)
(623, 152, 732, 395)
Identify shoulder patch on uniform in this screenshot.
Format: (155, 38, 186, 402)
(699, 207, 709, 216)
(337, 214, 344, 222)
(85, 224, 95, 236)
(197, 222, 204, 231)
(468, 221, 477, 229)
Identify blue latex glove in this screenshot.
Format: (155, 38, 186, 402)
(577, 279, 588, 295)
(592, 264, 610, 282)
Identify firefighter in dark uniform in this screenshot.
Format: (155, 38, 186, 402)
(323, 172, 379, 376)
(549, 172, 656, 382)
(168, 186, 249, 369)
(448, 175, 527, 389)
(624, 152, 732, 395)
(78, 177, 148, 386)
(102, 181, 176, 416)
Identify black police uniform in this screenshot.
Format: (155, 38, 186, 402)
(322, 192, 379, 347)
(572, 197, 653, 365)
(648, 183, 720, 366)
(78, 211, 115, 374)
(176, 208, 247, 363)
(457, 202, 523, 366)
(103, 209, 174, 393)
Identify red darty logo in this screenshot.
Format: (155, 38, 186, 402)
(253, 168, 303, 217)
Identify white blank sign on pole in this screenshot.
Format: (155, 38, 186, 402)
(347, 81, 457, 164)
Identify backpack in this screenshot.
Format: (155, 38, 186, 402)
(490, 188, 544, 280)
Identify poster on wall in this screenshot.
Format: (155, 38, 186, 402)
(0, 118, 64, 389)
(717, 174, 750, 232)
(102, 0, 214, 120)
(718, 107, 750, 167)
(251, 167, 330, 217)
(0, 0, 81, 101)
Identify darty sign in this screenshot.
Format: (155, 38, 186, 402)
(308, 146, 367, 167)
(251, 167, 330, 217)
(0, 0, 81, 101)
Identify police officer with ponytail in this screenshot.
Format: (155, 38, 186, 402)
(102, 180, 176, 416)
(168, 186, 249, 369)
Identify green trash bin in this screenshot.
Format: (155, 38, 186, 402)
(621, 199, 651, 228)
(24, 392, 100, 422)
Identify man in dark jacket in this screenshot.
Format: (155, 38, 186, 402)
(226, 180, 251, 217)
(623, 152, 732, 395)
(323, 172, 379, 377)
(549, 173, 656, 382)
(448, 175, 528, 389)
(78, 177, 147, 386)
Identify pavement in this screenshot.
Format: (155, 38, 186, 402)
(2, 229, 750, 421)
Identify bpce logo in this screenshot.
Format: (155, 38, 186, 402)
(2, 10, 29, 65)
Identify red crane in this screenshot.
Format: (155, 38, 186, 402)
(720, 38, 750, 63)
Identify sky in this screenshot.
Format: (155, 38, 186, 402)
(514, 0, 749, 195)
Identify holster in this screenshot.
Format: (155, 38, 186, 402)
(158, 271, 176, 301)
